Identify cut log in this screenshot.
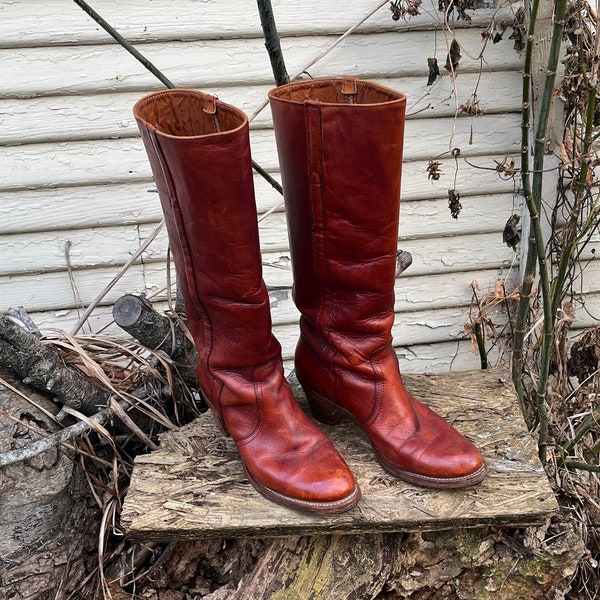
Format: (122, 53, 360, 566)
(113, 293, 198, 385)
(121, 368, 558, 541)
(0, 314, 109, 415)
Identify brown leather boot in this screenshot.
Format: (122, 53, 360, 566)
(133, 89, 360, 513)
(268, 78, 487, 489)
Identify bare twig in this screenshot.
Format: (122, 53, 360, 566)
(72, 0, 175, 87)
(72, 0, 283, 198)
(70, 221, 165, 335)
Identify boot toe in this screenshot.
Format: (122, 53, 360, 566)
(241, 437, 361, 514)
(374, 432, 487, 489)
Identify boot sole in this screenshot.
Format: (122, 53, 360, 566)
(304, 385, 488, 489)
(244, 467, 362, 515)
(373, 449, 488, 489)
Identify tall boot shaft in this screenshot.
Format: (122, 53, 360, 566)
(269, 78, 405, 353)
(134, 90, 276, 373)
(269, 78, 486, 488)
(133, 89, 360, 513)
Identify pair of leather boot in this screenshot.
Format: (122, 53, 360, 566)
(133, 77, 487, 515)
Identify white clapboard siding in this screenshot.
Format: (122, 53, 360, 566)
(0, 190, 518, 275)
(0, 70, 523, 145)
(0, 262, 172, 316)
(263, 232, 517, 290)
(0, 183, 164, 234)
(0, 226, 160, 275)
(0, 230, 517, 307)
(0, 0, 531, 375)
(0, 154, 520, 235)
(0, 267, 146, 314)
(396, 339, 506, 373)
(0, 1, 517, 45)
(258, 193, 522, 252)
(273, 303, 509, 355)
(284, 339, 506, 375)
(269, 267, 514, 325)
(0, 114, 520, 192)
(0, 30, 522, 98)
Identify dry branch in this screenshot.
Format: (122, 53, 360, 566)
(0, 404, 113, 468)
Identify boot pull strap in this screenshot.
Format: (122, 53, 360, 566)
(341, 77, 358, 104)
(202, 94, 221, 132)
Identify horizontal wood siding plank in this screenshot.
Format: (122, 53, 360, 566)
(263, 232, 516, 289)
(271, 296, 600, 366)
(0, 72, 523, 145)
(268, 267, 515, 325)
(0, 225, 172, 276)
(0, 183, 164, 234)
(272, 304, 508, 356)
(0, 1, 517, 45)
(0, 262, 170, 314)
(395, 339, 504, 373)
(0, 30, 522, 98)
(0, 267, 145, 314)
(0, 213, 517, 278)
(0, 115, 520, 190)
(258, 193, 522, 252)
(0, 154, 519, 234)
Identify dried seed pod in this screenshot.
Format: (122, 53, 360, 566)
(427, 57, 440, 86)
(427, 160, 443, 180)
(502, 214, 521, 250)
(448, 189, 462, 219)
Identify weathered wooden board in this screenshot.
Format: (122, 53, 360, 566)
(273, 304, 509, 350)
(121, 368, 558, 541)
(0, 153, 519, 227)
(0, 1, 515, 45)
(0, 264, 152, 314)
(0, 230, 515, 311)
(0, 30, 522, 97)
(0, 71, 523, 145)
(0, 114, 520, 192)
(262, 232, 518, 289)
(269, 267, 514, 324)
(0, 192, 518, 278)
(259, 193, 522, 252)
(0, 225, 157, 275)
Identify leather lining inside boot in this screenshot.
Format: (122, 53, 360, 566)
(269, 78, 405, 105)
(133, 89, 246, 137)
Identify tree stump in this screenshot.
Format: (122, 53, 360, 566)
(119, 369, 584, 599)
(0, 370, 99, 599)
(201, 528, 584, 599)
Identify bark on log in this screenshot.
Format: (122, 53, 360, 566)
(199, 527, 583, 599)
(0, 314, 109, 415)
(113, 293, 198, 385)
(0, 370, 99, 599)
